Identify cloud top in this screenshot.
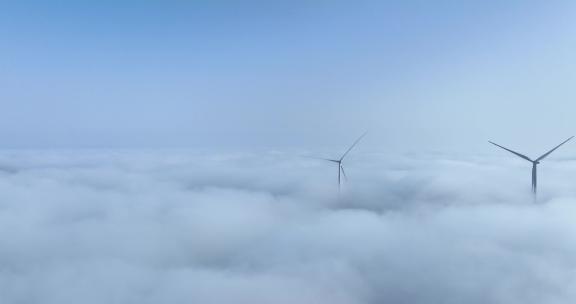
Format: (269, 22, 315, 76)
(0, 150, 575, 304)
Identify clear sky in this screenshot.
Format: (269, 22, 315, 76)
(2, 0, 576, 153)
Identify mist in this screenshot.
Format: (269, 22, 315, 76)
(3, 1, 576, 303)
(1, 150, 576, 303)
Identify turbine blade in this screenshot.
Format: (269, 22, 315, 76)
(535, 136, 574, 162)
(302, 156, 340, 163)
(339, 131, 368, 161)
(340, 165, 348, 181)
(488, 141, 533, 162)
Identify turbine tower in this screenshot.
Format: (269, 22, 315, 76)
(314, 132, 367, 192)
(489, 136, 573, 197)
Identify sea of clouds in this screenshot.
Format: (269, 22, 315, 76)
(1, 150, 576, 304)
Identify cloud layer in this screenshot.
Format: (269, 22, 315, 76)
(1, 150, 576, 304)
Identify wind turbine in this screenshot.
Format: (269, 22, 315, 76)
(489, 136, 573, 197)
(312, 132, 367, 192)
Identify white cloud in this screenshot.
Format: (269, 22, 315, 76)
(0, 150, 575, 303)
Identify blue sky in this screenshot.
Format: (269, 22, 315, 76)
(1, 0, 575, 152)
